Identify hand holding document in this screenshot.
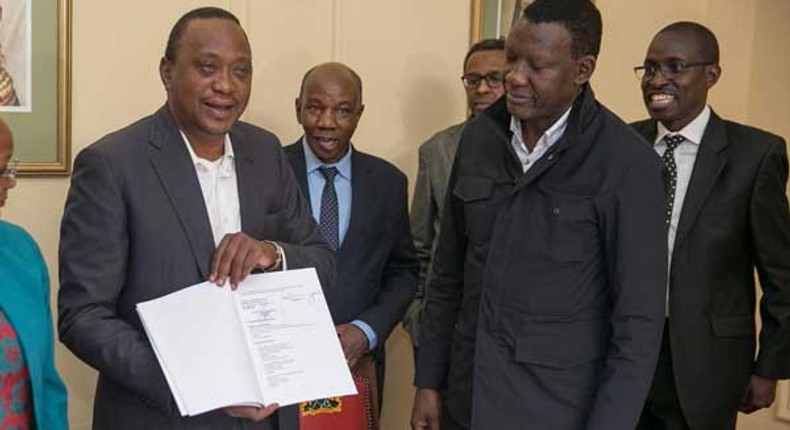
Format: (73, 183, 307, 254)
(136, 268, 356, 417)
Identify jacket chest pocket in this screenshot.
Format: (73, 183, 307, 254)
(542, 189, 599, 262)
(453, 176, 495, 244)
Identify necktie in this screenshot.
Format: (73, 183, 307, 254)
(318, 166, 340, 250)
(662, 134, 685, 225)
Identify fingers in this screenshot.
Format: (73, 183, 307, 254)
(224, 404, 279, 421)
(411, 388, 441, 430)
(210, 233, 270, 288)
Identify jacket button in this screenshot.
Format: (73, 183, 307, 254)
(547, 154, 555, 161)
(552, 207, 560, 216)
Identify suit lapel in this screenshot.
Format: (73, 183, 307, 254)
(674, 112, 728, 248)
(338, 149, 370, 256)
(148, 107, 215, 279)
(288, 141, 312, 206)
(232, 131, 263, 236)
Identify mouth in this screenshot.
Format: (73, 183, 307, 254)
(203, 100, 236, 120)
(506, 92, 535, 106)
(311, 136, 339, 153)
(647, 93, 676, 110)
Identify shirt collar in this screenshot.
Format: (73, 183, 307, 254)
(181, 131, 235, 165)
(301, 136, 353, 180)
(656, 105, 711, 146)
(509, 104, 573, 150)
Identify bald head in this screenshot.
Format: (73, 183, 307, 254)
(656, 21, 719, 64)
(295, 62, 365, 164)
(0, 118, 13, 163)
(0, 118, 15, 208)
(299, 62, 363, 105)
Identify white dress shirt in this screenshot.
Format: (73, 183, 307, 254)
(509, 105, 572, 173)
(181, 132, 241, 246)
(654, 105, 711, 313)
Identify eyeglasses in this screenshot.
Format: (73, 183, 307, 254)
(461, 72, 504, 89)
(0, 159, 19, 181)
(633, 60, 715, 81)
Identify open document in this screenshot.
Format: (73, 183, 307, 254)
(136, 268, 356, 417)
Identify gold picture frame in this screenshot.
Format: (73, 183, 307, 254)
(470, 0, 594, 43)
(0, 0, 71, 176)
(470, 0, 532, 43)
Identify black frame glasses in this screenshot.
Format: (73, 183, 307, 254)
(0, 159, 19, 181)
(461, 72, 504, 89)
(633, 60, 715, 81)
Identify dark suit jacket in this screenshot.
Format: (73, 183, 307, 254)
(58, 106, 334, 430)
(416, 86, 668, 430)
(633, 112, 790, 430)
(284, 141, 417, 336)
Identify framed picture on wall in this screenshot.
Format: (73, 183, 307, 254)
(470, 0, 594, 43)
(0, 0, 71, 176)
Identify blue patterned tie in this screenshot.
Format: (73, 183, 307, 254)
(318, 166, 340, 250)
(662, 134, 685, 225)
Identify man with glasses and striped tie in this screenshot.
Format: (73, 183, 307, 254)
(632, 21, 790, 430)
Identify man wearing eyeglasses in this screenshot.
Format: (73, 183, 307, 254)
(402, 38, 505, 354)
(632, 21, 790, 430)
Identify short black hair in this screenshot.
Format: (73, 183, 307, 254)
(522, 0, 602, 59)
(164, 7, 243, 61)
(464, 38, 506, 71)
(298, 63, 364, 105)
(658, 21, 720, 63)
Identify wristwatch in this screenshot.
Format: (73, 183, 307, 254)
(263, 240, 283, 271)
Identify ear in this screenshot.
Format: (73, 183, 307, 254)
(357, 104, 365, 119)
(705, 64, 721, 89)
(574, 55, 597, 86)
(295, 97, 303, 125)
(160, 57, 173, 91)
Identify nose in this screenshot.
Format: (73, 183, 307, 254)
(644, 68, 670, 88)
(505, 62, 529, 89)
(1, 176, 15, 191)
(212, 69, 234, 93)
(475, 80, 493, 94)
(316, 108, 336, 129)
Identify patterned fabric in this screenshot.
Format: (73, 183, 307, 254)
(319, 166, 340, 250)
(661, 134, 685, 225)
(0, 310, 32, 430)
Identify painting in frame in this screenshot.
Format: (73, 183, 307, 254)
(0, 0, 71, 176)
(470, 0, 593, 43)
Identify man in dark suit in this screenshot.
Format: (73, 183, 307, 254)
(58, 8, 334, 430)
(403, 38, 506, 351)
(632, 22, 790, 430)
(411, 1, 668, 430)
(284, 62, 418, 404)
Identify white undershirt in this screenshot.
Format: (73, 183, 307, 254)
(181, 132, 241, 246)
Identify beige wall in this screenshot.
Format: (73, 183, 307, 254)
(1, 1, 788, 429)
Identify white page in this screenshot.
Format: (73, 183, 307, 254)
(234, 268, 357, 406)
(136, 282, 263, 416)
(137, 310, 188, 416)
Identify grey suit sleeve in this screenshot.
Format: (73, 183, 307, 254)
(585, 153, 668, 430)
(402, 143, 437, 343)
(359, 174, 419, 343)
(751, 137, 790, 378)
(272, 146, 336, 292)
(59, 147, 176, 414)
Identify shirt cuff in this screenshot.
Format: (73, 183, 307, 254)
(350, 320, 377, 351)
(264, 240, 287, 271)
